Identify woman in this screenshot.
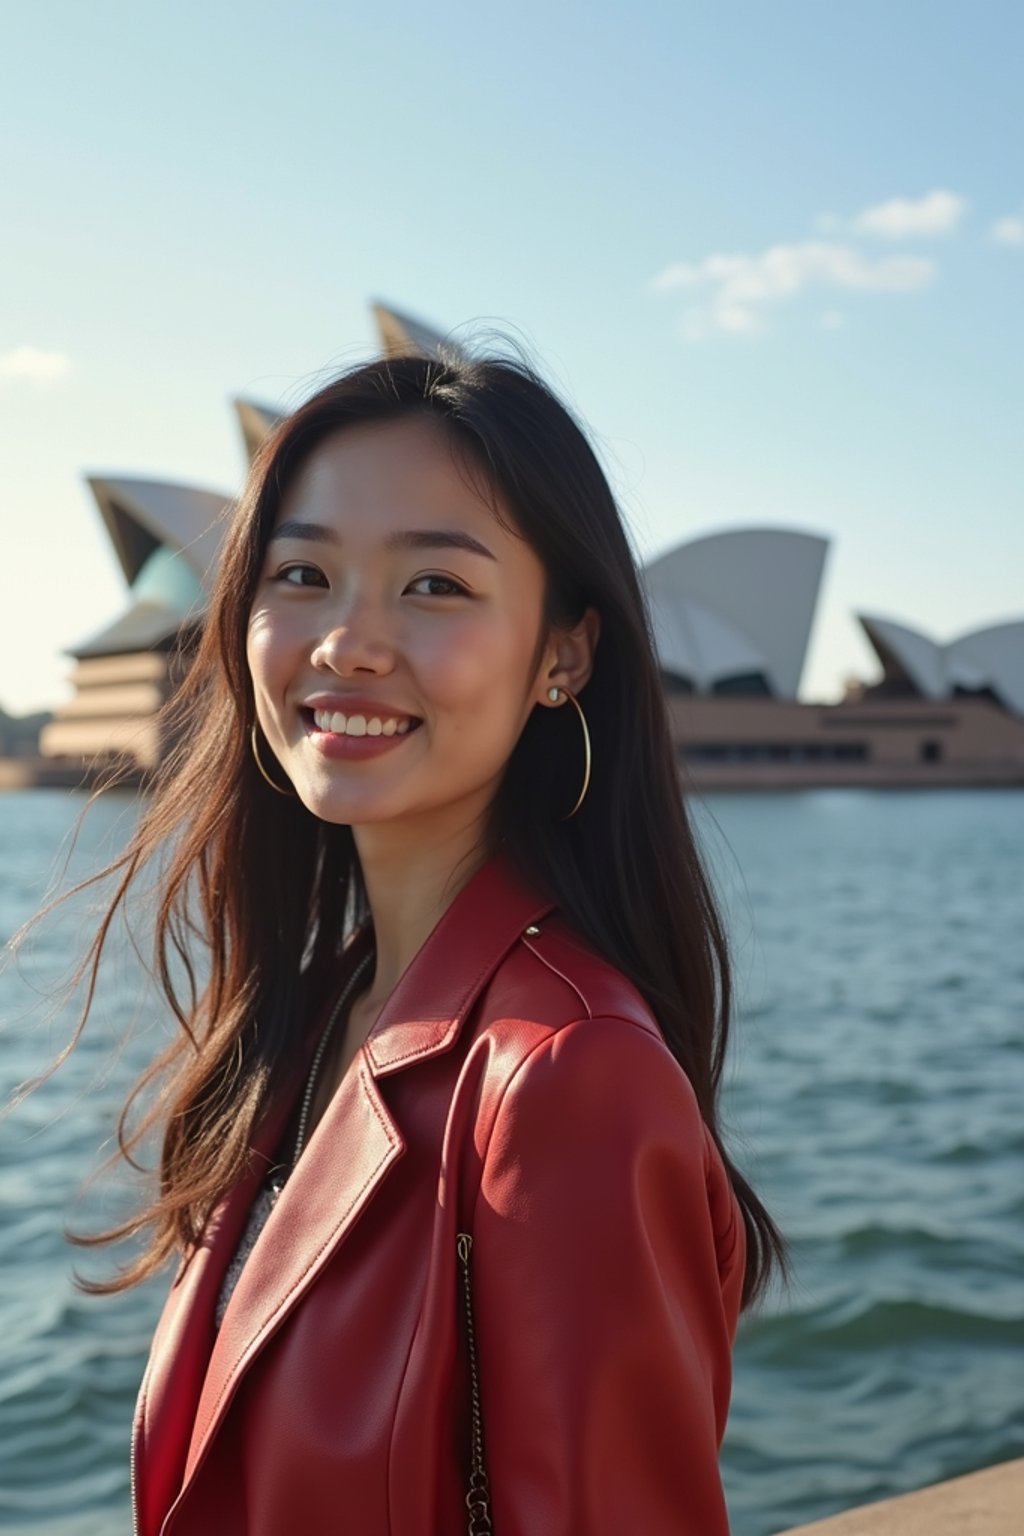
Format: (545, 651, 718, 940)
(45, 350, 786, 1534)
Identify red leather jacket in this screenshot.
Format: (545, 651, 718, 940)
(131, 850, 746, 1535)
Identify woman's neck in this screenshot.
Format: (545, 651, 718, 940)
(352, 818, 493, 1007)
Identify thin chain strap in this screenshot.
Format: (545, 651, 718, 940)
(456, 1232, 494, 1534)
(292, 949, 374, 1166)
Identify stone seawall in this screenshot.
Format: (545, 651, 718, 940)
(778, 1456, 1023, 1535)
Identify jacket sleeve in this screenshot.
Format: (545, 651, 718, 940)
(469, 1015, 746, 1536)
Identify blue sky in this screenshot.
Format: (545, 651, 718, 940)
(2, 0, 1021, 714)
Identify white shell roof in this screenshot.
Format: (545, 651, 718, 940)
(642, 528, 829, 698)
(231, 302, 454, 463)
(858, 614, 1024, 715)
(234, 398, 284, 464)
(86, 476, 233, 589)
(858, 615, 948, 699)
(371, 300, 458, 359)
(949, 620, 1024, 714)
(72, 543, 208, 658)
(647, 592, 770, 689)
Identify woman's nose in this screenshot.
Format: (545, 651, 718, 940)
(309, 597, 395, 675)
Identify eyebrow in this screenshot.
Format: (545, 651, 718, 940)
(268, 519, 497, 561)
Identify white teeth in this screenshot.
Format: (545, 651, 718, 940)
(310, 709, 416, 737)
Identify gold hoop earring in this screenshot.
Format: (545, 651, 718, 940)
(547, 685, 591, 819)
(250, 723, 296, 797)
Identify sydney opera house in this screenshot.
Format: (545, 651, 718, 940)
(38, 303, 1024, 790)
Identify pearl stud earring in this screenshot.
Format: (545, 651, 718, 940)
(548, 687, 561, 702)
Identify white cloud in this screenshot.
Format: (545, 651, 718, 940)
(650, 241, 934, 338)
(990, 214, 1024, 246)
(853, 190, 967, 238)
(0, 346, 72, 386)
(820, 310, 845, 329)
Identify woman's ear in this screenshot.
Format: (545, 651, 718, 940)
(541, 605, 601, 701)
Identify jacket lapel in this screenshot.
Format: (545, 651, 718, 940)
(158, 848, 556, 1500)
(136, 1025, 320, 1536)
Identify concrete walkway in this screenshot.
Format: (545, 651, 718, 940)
(778, 1457, 1023, 1535)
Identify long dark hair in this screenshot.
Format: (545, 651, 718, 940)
(14, 349, 788, 1308)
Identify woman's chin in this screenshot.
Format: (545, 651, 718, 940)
(292, 779, 408, 828)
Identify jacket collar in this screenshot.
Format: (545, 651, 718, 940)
(365, 849, 553, 1074)
(145, 846, 556, 1524)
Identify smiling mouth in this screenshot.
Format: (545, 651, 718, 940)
(300, 707, 424, 739)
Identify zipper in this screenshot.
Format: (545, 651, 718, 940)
(130, 1353, 153, 1536)
(456, 1232, 493, 1534)
(130, 1410, 140, 1536)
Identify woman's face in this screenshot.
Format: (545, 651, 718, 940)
(246, 413, 584, 837)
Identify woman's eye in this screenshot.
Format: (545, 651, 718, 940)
(268, 567, 466, 596)
(274, 564, 327, 588)
(408, 574, 468, 598)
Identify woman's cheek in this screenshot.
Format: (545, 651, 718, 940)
(246, 606, 273, 652)
(413, 619, 495, 703)
(247, 609, 300, 682)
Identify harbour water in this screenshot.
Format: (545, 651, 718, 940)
(1, 787, 1022, 1535)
